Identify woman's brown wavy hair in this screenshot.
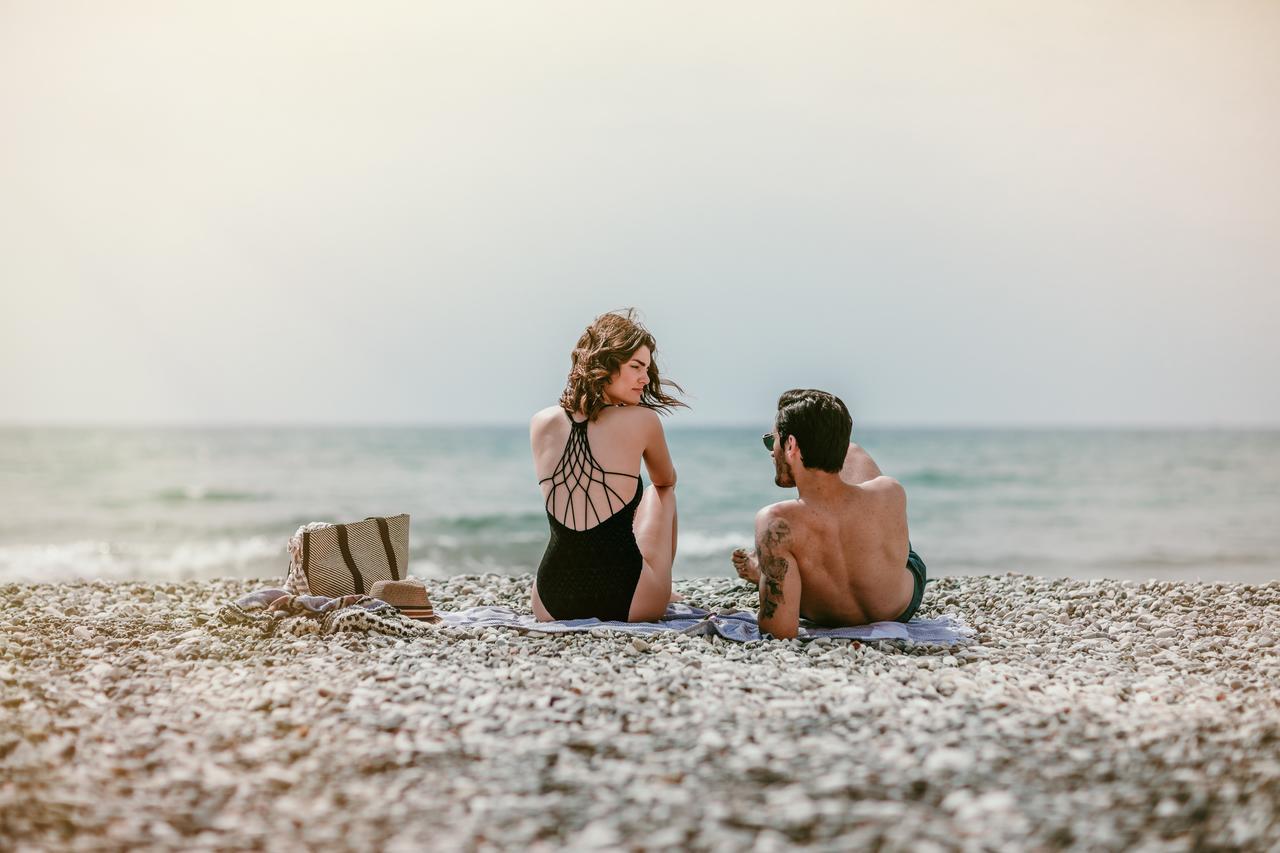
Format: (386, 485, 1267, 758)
(559, 309, 687, 421)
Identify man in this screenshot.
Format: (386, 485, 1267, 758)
(731, 389, 927, 639)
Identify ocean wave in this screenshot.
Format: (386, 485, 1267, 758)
(1107, 550, 1279, 569)
(154, 487, 274, 504)
(901, 468, 1020, 489)
(0, 537, 283, 584)
(431, 511, 545, 532)
(678, 531, 752, 558)
(0, 537, 544, 585)
(416, 532, 546, 550)
(421, 528, 748, 560)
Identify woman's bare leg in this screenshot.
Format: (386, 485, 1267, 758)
(629, 485, 678, 621)
(530, 579, 553, 622)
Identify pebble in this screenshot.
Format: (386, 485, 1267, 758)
(0, 572, 1275, 851)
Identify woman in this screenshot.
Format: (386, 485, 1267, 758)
(530, 309, 686, 622)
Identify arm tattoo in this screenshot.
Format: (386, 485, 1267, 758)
(757, 519, 791, 619)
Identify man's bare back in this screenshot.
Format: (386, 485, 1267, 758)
(732, 442, 917, 638)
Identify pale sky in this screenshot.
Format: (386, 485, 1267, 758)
(2, 1, 1277, 427)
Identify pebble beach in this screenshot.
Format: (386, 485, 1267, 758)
(2, 573, 1278, 851)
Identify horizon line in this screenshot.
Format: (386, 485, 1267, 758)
(2, 420, 1278, 431)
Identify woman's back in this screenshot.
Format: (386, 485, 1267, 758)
(528, 309, 684, 623)
(532, 405, 648, 530)
(532, 405, 654, 621)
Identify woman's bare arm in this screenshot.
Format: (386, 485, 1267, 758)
(639, 408, 677, 487)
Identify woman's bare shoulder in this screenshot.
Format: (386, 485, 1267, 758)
(530, 405, 567, 434)
(616, 404, 663, 427)
(595, 405, 663, 436)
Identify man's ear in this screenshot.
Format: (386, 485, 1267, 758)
(784, 434, 799, 458)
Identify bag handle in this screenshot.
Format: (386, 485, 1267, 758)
(335, 523, 365, 594)
(367, 516, 400, 580)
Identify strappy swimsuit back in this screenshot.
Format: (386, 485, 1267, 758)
(536, 410, 644, 621)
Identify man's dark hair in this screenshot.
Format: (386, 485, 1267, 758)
(775, 389, 851, 473)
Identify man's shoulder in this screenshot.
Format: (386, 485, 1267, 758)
(755, 500, 802, 522)
(754, 501, 804, 544)
(858, 475, 906, 500)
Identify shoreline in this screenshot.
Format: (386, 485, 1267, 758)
(2, 574, 1277, 850)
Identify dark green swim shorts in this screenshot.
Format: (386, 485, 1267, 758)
(894, 546, 928, 623)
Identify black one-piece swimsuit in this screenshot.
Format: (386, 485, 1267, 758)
(536, 411, 644, 621)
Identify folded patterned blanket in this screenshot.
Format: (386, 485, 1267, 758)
(216, 588, 429, 638)
(217, 588, 973, 645)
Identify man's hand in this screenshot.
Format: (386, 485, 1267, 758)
(731, 548, 761, 584)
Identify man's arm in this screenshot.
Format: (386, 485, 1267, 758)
(754, 510, 801, 640)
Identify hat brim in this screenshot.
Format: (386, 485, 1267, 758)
(397, 607, 440, 623)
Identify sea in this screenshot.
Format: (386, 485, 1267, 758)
(2, 426, 1278, 586)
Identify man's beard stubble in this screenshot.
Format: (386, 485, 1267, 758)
(774, 455, 795, 489)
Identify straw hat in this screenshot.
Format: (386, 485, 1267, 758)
(369, 578, 440, 623)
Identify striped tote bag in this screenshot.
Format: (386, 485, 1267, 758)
(284, 514, 410, 597)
